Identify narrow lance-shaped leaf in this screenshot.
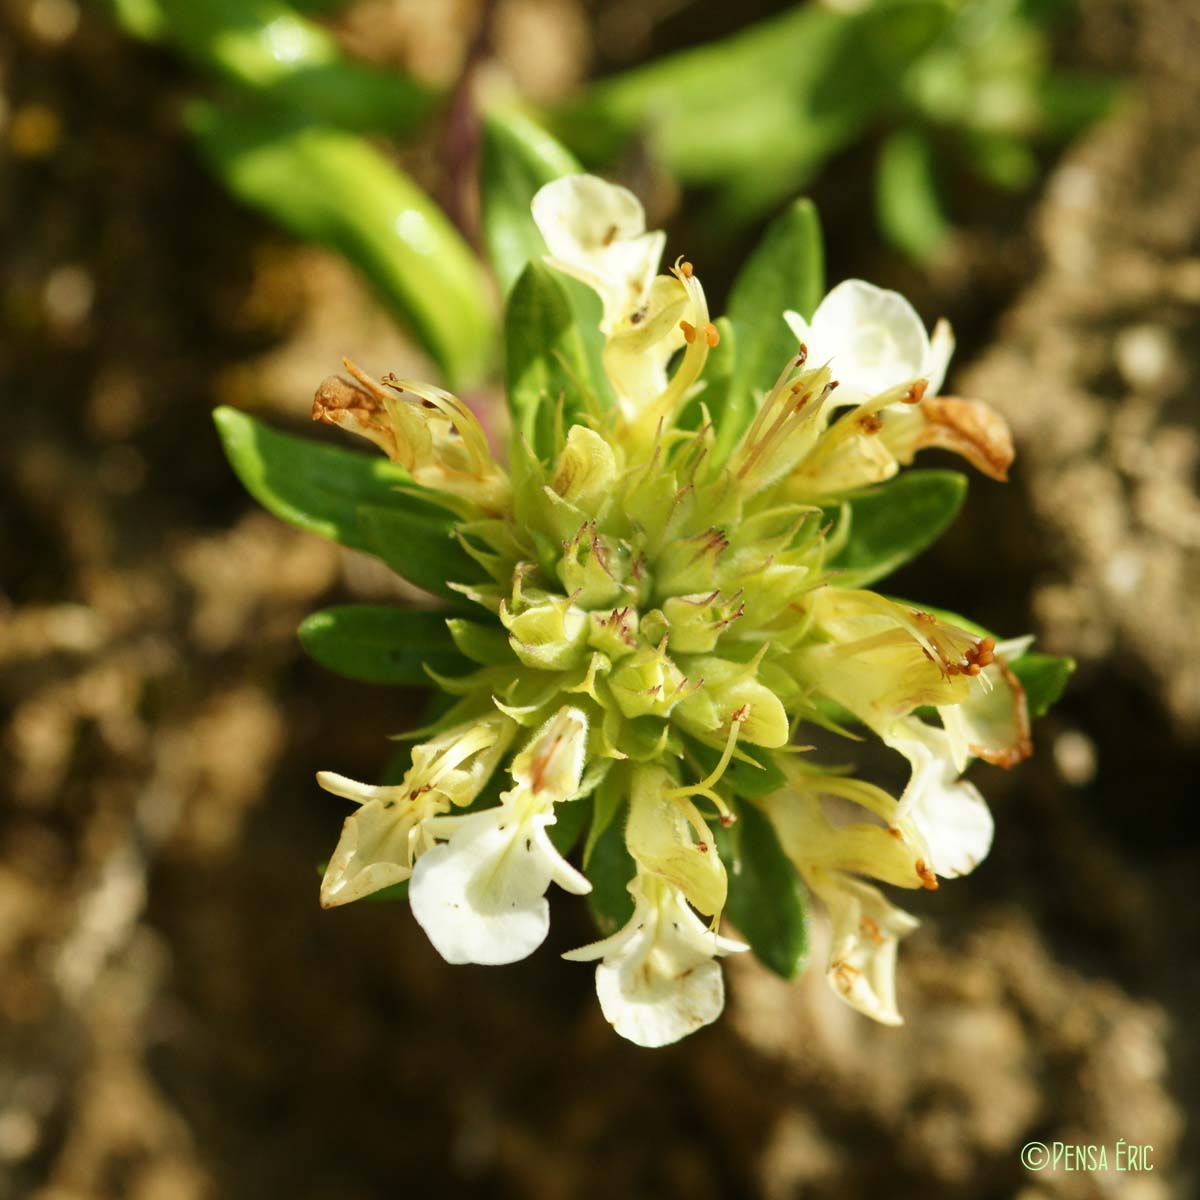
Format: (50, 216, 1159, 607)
(298, 606, 468, 686)
(213, 407, 483, 598)
(876, 125, 951, 262)
(828, 469, 968, 588)
(505, 261, 591, 460)
(188, 102, 495, 388)
(357, 505, 487, 602)
(481, 108, 581, 295)
(140, 0, 436, 135)
(551, 3, 951, 223)
(214, 406, 413, 553)
(482, 109, 611, 405)
(717, 198, 824, 461)
(715, 799, 809, 980)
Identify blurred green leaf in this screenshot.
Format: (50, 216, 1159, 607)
(554, 2, 953, 223)
(189, 103, 495, 387)
(715, 799, 808, 979)
(482, 110, 611, 405)
(155, 0, 435, 134)
(1008, 651, 1074, 718)
(298, 606, 465, 685)
(717, 198, 824, 460)
(962, 130, 1039, 192)
(876, 126, 951, 260)
(481, 108, 580, 295)
(357, 504, 486, 600)
(828, 469, 968, 587)
(1037, 72, 1123, 137)
(505, 261, 591, 459)
(100, 0, 167, 39)
(214, 406, 412, 553)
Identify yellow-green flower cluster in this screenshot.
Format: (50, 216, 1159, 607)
(313, 175, 1030, 1047)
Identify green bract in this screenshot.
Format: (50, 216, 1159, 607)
(217, 171, 1069, 1048)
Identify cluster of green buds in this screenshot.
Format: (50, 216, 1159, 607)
(289, 174, 1045, 1047)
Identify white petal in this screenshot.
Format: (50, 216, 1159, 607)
(319, 799, 416, 908)
(926, 317, 955, 396)
(810, 868, 918, 1026)
(783, 309, 812, 346)
(533, 174, 646, 257)
(603, 274, 689, 411)
(531, 175, 664, 332)
(573, 878, 745, 1047)
(596, 953, 725, 1048)
(410, 802, 590, 966)
(809, 280, 931, 402)
(409, 813, 551, 965)
(889, 719, 993, 878)
(939, 651, 1033, 772)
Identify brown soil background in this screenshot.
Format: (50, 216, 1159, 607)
(2, 1, 1198, 1198)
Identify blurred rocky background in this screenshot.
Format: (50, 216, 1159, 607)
(1, 0, 1197, 1197)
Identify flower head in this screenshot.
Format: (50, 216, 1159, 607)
(297, 173, 1045, 1043)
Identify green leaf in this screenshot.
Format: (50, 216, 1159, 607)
(505, 261, 591, 459)
(715, 799, 808, 979)
(357, 504, 485, 600)
(481, 111, 610, 408)
(214, 406, 414, 554)
(151, 0, 435, 135)
(583, 767, 624, 867)
(481, 108, 580, 295)
(188, 102, 494, 387)
(829, 469, 968, 587)
(549, 795, 591, 857)
(1010, 651, 1074, 718)
(99, 0, 168, 38)
(1036, 72, 1123, 139)
(298, 606, 465, 686)
(876, 126, 951, 261)
(553, 3, 952, 224)
(585, 800, 636, 936)
(717, 198, 824, 460)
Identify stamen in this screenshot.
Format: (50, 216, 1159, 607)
(679, 320, 697, 344)
(860, 915, 884, 945)
(703, 322, 720, 348)
(680, 260, 694, 278)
